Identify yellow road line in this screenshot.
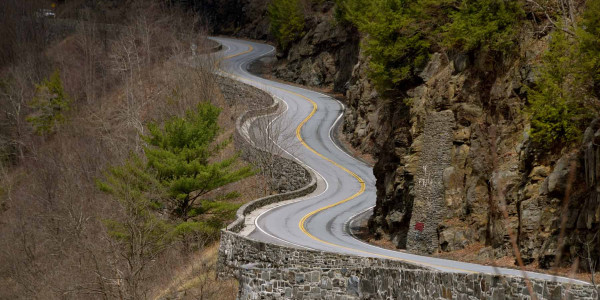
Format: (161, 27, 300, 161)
(217, 41, 475, 274)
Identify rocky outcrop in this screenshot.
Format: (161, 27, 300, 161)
(343, 24, 600, 267)
(272, 7, 360, 93)
(214, 46, 598, 300)
(203, 0, 600, 272)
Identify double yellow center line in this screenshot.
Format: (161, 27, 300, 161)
(218, 41, 475, 273)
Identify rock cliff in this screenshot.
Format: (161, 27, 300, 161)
(271, 5, 359, 93)
(343, 29, 600, 268)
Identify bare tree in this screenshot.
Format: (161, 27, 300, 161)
(243, 99, 303, 193)
(525, 0, 577, 36)
(0, 66, 33, 162)
(578, 232, 600, 292)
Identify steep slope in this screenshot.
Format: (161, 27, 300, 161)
(340, 2, 600, 271)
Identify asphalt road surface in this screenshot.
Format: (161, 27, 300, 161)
(210, 37, 587, 285)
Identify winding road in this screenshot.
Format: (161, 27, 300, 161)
(210, 37, 587, 285)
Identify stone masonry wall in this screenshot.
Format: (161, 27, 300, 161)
(237, 264, 597, 300)
(406, 110, 455, 254)
(220, 231, 598, 300)
(218, 231, 427, 278)
(218, 76, 312, 194)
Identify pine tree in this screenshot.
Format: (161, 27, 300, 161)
(143, 102, 253, 219)
(268, 0, 305, 50)
(27, 70, 71, 135)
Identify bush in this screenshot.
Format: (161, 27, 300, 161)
(443, 0, 524, 54)
(26, 70, 70, 135)
(337, 0, 436, 90)
(527, 30, 591, 149)
(336, 0, 524, 90)
(527, 1, 600, 150)
(268, 0, 305, 49)
(578, 0, 600, 97)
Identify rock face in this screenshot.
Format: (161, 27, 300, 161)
(343, 26, 600, 265)
(272, 9, 360, 92)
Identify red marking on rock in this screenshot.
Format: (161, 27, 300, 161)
(415, 222, 424, 232)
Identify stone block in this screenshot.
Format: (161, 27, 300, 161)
(296, 273, 305, 284)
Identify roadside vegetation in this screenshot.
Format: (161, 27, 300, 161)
(334, 0, 599, 150)
(335, 0, 524, 90)
(527, 0, 600, 150)
(0, 1, 266, 298)
(268, 0, 306, 49)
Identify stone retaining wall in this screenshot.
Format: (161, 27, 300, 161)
(218, 76, 312, 194)
(237, 265, 596, 300)
(219, 230, 597, 299)
(217, 231, 428, 279)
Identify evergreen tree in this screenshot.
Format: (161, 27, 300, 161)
(143, 102, 253, 219)
(578, 0, 600, 98)
(336, 0, 524, 90)
(443, 0, 523, 53)
(27, 70, 70, 135)
(527, 30, 585, 149)
(268, 0, 305, 50)
(527, 1, 600, 150)
(338, 0, 433, 90)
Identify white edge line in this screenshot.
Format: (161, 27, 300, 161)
(343, 207, 589, 284)
(251, 92, 331, 251)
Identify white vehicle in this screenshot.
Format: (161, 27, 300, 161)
(35, 9, 56, 18)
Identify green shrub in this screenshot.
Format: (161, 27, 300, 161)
(337, 0, 436, 90)
(143, 102, 253, 219)
(578, 0, 600, 97)
(27, 70, 70, 135)
(527, 1, 600, 150)
(269, 0, 305, 49)
(527, 30, 591, 149)
(336, 0, 524, 90)
(442, 0, 524, 54)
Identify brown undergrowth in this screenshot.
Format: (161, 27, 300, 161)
(0, 1, 270, 298)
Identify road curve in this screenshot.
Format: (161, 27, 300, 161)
(210, 37, 587, 285)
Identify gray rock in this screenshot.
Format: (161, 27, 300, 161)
(547, 154, 576, 195)
(346, 275, 359, 296)
(452, 53, 469, 74)
(419, 53, 445, 81)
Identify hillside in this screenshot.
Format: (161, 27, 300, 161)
(0, 1, 272, 298)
